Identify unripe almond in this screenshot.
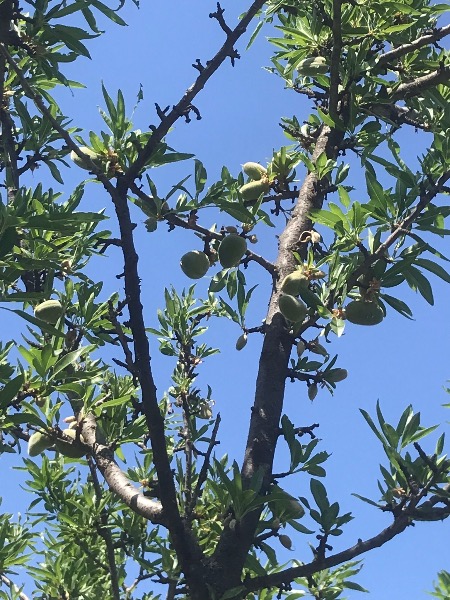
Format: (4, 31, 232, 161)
(34, 300, 63, 324)
(198, 402, 213, 420)
(287, 499, 304, 519)
(28, 431, 53, 456)
(279, 534, 293, 550)
(242, 162, 267, 181)
(296, 340, 306, 357)
(298, 285, 322, 309)
(296, 56, 329, 75)
(345, 300, 384, 326)
(235, 333, 248, 351)
(279, 294, 307, 323)
(55, 428, 87, 458)
(324, 368, 348, 383)
(180, 251, 210, 279)
(309, 269, 326, 280)
(70, 146, 103, 171)
(239, 179, 270, 200)
(218, 235, 247, 268)
(281, 271, 309, 296)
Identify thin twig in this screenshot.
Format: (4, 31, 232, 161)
(189, 415, 221, 514)
(121, 0, 268, 187)
(0, 44, 119, 199)
(107, 300, 137, 382)
(329, 0, 342, 119)
(244, 514, 411, 594)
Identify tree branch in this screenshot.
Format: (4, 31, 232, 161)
(87, 457, 121, 600)
(112, 181, 208, 595)
(121, 0, 267, 187)
(343, 167, 450, 293)
(244, 514, 411, 594)
(377, 24, 450, 68)
(81, 414, 165, 524)
(389, 66, 450, 100)
(0, 44, 118, 198)
(188, 414, 221, 514)
(329, 0, 342, 119)
(210, 124, 347, 590)
(0, 574, 29, 600)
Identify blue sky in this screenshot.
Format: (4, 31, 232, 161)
(3, 1, 450, 598)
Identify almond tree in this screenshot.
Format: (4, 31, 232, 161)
(0, 1, 449, 599)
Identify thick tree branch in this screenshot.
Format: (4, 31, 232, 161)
(111, 184, 208, 596)
(389, 66, 450, 100)
(82, 414, 165, 524)
(360, 102, 430, 130)
(209, 124, 347, 591)
(87, 457, 121, 600)
(377, 24, 450, 68)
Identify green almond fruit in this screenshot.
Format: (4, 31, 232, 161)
(34, 300, 63, 324)
(28, 431, 53, 457)
(239, 179, 270, 201)
(242, 162, 267, 181)
(55, 429, 87, 458)
(218, 235, 247, 268)
(279, 534, 293, 550)
(235, 333, 248, 351)
(70, 146, 103, 171)
(180, 251, 210, 279)
(287, 498, 305, 519)
(345, 300, 384, 326)
(279, 294, 307, 323)
(281, 271, 309, 296)
(296, 56, 329, 76)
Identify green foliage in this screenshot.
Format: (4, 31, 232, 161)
(0, 0, 448, 599)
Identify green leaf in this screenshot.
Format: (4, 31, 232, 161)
(403, 266, 434, 305)
(49, 346, 94, 379)
(3, 309, 62, 337)
(310, 478, 329, 512)
(379, 294, 413, 319)
(0, 375, 25, 409)
(91, 0, 128, 25)
(194, 160, 207, 195)
(414, 258, 450, 285)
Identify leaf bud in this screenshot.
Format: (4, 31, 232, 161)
(296, 340, 306, 357)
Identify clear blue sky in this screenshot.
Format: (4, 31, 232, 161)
(3, 2, 450, 598)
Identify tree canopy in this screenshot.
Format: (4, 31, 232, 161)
(0, 1, 449, 599)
